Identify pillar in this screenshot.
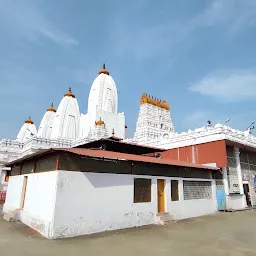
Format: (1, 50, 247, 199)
(234, 147, 244, 195)
(179, 179, 184, 201)
(211, 180, 217, 200)
(222, 167, 229, 195)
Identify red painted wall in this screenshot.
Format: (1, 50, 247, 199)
(161, 140, 227, 168)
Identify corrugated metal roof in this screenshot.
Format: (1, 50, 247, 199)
(75, 136, 166, 152)
(6, 148, 218, 170)
(56, 148, 218, 170)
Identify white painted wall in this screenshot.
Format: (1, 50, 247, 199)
(20, 172, 58, 238)
(4, 171, 218, 239)
(3, 175, 25, 212)
(3, 172, 58, 238)
(226, 194, 247, 210)
(166, 178, 217, 219)
(52, 171, 217, 239)
(52, 171, 157, 238)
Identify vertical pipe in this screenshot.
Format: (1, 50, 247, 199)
(56, 153, 60, 170)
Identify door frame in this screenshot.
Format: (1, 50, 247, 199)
(157, 179, 166, 213)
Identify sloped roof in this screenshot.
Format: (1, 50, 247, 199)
(6, 148, 218, 171)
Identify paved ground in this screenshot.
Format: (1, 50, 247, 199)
(0, 209, 256, 256)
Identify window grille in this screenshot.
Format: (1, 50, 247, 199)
(183, 181, 212, 200)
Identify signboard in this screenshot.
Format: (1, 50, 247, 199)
(232, 183, 240, 193)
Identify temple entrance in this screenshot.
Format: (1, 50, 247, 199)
(157, 179, 165, 213)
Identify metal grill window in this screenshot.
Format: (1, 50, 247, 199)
(216, 180, 224, 190)
(227, 157, 239, 193)
(134, 178, 151, 203)
(183, 181, 212, 200)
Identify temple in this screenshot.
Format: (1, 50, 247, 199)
(0, 64, 125, 165)
(1, 64, 256, 239)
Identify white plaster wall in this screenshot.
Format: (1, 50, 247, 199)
(3, 175, 24, 212)
(52, 171, 157, 238)
(52, 172, 217, 239)
(163, 178, 217, 220)
(226, 194, 247, 210)
(168, 200, 217, 219)
(19, 171, 58, 238)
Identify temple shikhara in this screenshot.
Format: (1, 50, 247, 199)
(1, 64, 256, 239)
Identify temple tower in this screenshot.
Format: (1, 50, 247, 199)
(81, 64, 125, 139)
(51, 88, 80, 140)
(133, 93, 175, 144)
(37, 103, 56, 139)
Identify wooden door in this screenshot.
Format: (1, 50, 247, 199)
(157, 179, 165, 213)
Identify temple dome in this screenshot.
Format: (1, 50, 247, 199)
(17, 117, 37, 143)
(88, 64, 118, 114)
(51, 88, 80, 140)
(37, 103, 56, 139)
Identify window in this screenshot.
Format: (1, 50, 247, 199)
(183, 181, 212, 200)
(171, 180, 179, 201)
(134, 178, 151, 203)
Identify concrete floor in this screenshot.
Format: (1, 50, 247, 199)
(0, 210, 256, 256)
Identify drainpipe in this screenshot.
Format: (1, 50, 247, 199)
(56, 153, 60, 171)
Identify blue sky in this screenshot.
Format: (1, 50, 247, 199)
(1, 0, 256, 139)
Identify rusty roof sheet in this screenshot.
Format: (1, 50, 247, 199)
(6, 148, 218, 170)
(56, 148, 218, 170)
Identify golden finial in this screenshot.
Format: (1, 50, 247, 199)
(47, 103, 56, 112)
(64, 87, 75, 98)
(95, 117, 105, 126)
(25, 116, 34, 124)
(98, 63, 110, 75)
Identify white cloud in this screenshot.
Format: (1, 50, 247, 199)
(0, 0, 78, 47)
(189, 69, 256, 102)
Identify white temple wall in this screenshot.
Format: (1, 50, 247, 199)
(96, 110, 125, 139)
